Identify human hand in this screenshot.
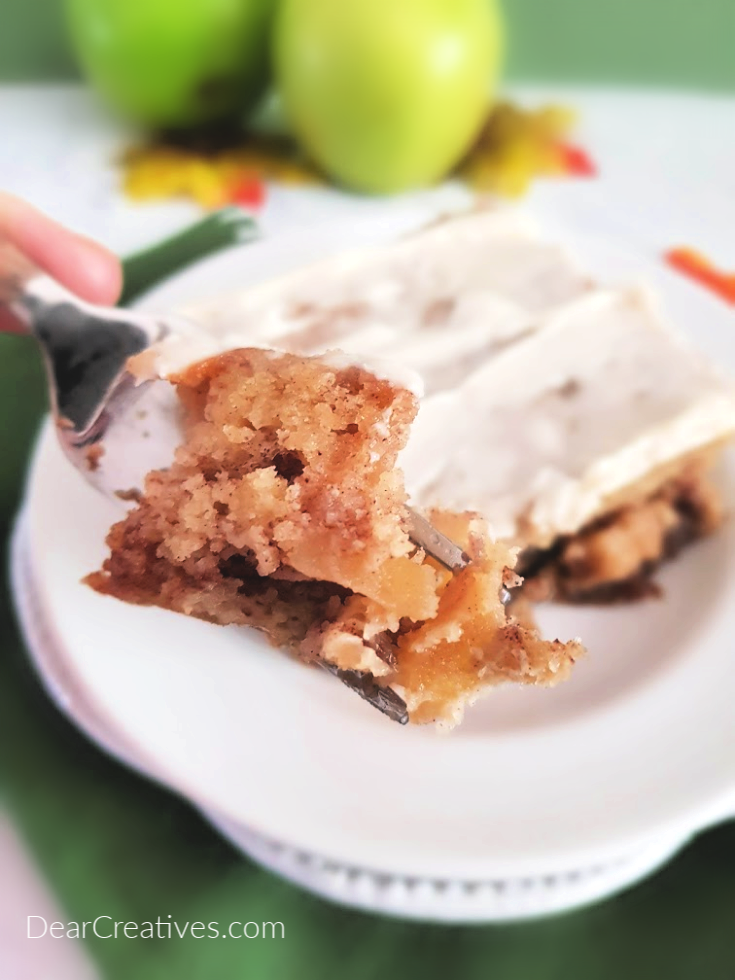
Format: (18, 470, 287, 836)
(0, 193, 122, 333)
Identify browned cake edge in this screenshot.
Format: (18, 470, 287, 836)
(518, 451, 724, 603)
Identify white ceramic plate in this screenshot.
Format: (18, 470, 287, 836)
(10, 510, 690, 921)
(17, 199, 735, 895)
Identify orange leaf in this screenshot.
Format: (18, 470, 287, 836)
(665, 248, 735, 306)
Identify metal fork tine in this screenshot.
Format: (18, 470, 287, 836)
(404, 505, 470, 571)
(319, 662, 409, 725)
(319, 505, 471, 723)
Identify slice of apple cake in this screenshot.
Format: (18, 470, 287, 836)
(88, 347, 582, 727)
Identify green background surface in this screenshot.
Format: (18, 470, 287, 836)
(2, 0, 735, 89)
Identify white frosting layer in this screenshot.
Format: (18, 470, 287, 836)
(150, 208, 735, 542)
(153, 209, 589, 391)
(401, 286, 735, 541)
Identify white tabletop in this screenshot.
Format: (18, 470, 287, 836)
(2, 83, 735, 262)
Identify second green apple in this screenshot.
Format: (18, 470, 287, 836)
(274, 0, 504, 193)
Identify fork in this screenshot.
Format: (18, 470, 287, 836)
(2, 211, 468, 725)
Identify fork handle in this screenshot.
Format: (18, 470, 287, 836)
(1, 258, 163, 433)
(1, 258, 123, 349)
(0, 243, 87, 334)
(0, 241, 38, 333)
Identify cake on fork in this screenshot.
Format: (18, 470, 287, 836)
(88, 348, 582, 727)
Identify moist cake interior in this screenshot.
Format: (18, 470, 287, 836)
(518, 457, 723, 602)
(88, 348, 582, 727)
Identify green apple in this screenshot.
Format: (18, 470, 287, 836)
(65, 0, 276, 128)
(273, 0, 503, 193)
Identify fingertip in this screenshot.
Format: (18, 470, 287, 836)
(71, 235, 123, 306)
(0, 193, 123, 306)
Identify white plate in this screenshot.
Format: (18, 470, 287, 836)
(16, 201, 735, 898)
(10, 511, 690, 921)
